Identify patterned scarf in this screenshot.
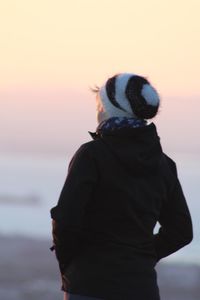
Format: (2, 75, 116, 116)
(96, 117, 147, 134)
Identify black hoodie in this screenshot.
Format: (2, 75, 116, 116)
(50, 122, 193, 300)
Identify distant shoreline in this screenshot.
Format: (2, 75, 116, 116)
(0, 194, 41, 205)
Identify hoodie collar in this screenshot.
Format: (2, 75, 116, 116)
(89, 120, 162, 175)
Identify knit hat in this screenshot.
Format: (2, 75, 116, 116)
(98, 73, 160, 120)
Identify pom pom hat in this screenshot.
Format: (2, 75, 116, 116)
(98, 73, 160, 120)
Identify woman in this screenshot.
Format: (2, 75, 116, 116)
(50, 73, 193, 300)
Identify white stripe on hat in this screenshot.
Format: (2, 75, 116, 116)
(99, 85, 132, 118)
(115, 73, 136, 115)
(141, 84, 160, 106)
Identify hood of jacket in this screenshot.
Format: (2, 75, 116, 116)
(88, 122, 163, 175)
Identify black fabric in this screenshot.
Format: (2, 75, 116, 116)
(50, 122, 193, 300)
(68, 294, 103, 300)
(105, 75, 127, 112)
(125, 76, 159, 119)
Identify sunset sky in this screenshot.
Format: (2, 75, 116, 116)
(0, 0, 200, 155)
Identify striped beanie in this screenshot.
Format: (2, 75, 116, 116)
(98, 73, 160, 120)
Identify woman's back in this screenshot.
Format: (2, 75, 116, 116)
(50, 73, 193, 300)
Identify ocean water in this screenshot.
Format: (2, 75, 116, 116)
(0, 151, 199, 265)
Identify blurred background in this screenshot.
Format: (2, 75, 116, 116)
(0, 1, 199, 299)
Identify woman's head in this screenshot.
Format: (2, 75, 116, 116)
(94, 73, 160, 123)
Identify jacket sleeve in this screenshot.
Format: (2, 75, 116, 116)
(154, 163, 193, 262)
(50, 143, 98, 275)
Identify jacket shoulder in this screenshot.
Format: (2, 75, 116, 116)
(68, 140, 101, 170)
(75, 140, 100, 155)
(77, 138, 105, 154)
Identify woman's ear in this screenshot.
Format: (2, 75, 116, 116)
(96, 109, 109, 124)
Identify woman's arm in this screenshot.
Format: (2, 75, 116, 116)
(154, 165, 193, 261)
(50, 143, 98, 274)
